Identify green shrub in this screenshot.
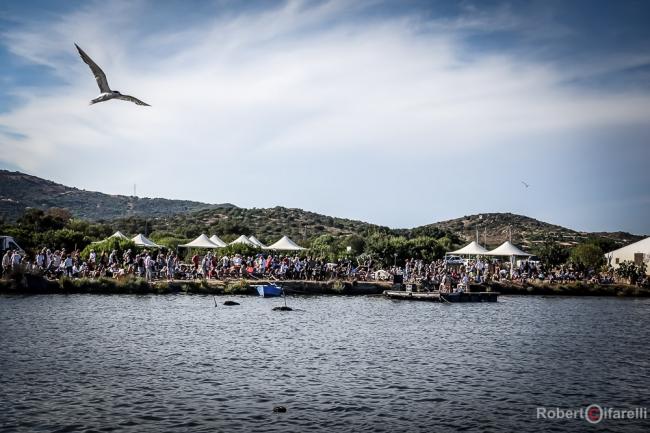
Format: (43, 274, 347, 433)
(80, 238, 136, 260)
(331, 279, 346, 293)
(224, 279, 250, 294)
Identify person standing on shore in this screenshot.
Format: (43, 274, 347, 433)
(145, 253, 154, 281)
(36, 249, 45, 270)
(45, 249, 52, 271)
(50, 250, 61, 276)
(108, 250, 116, 266)
(2, 250, 12, 276)
(192, 253, 200, 272)
(63, 254, 73, 277)
(11, 249, 22, 272)
(166, 253, 175, 281)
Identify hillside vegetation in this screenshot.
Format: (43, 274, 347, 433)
(112, 206, 392, 246)
(0, 171, 644, 259)
(0, 170, 234, 221)
(413, 213, 642, 250)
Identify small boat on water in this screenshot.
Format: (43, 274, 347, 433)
(383, 289, 498, 303)
(254, 283, 284, 297)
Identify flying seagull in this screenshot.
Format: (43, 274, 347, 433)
(521, 181, 530, 188)
(75, 44, 150, 106)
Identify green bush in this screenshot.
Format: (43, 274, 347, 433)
(570, 243, 604, 270)
(150, 235, 188, 250)
(35, 229, 91, 252)
(224, 279, 250, 294)
(331, 279, 346, 293)
(80, 238, 136, 260)
(219, 243, 261, 257)
(616, 261, 647, 284)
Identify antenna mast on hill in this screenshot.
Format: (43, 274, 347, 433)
(127, 183, 137, 219)
(133, 183, 136, 198)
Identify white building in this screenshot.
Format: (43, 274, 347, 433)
(605, 237, 650, 274)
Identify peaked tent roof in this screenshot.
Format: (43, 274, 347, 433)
(179, 234, 221, 248)
(485, 241, 532, 257)
(248, 236, 267, 248)
(110, 231, 130, 240)
(132, 234, 162, 248)
(230, 235, 256, 246)
(266, 235, 306, 251)
(93, 230, 131, 243)
(209, 235, 228, 247)
(449, 241, 488, 255)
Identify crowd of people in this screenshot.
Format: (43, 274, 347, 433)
(398, 257, 641, 290)
(2, 247, 646, 287)
(1, 247, 376, 282)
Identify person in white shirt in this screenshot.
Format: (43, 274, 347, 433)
(11, 251, 22, 271)
(45, 249, 52, 270)
(2, 250, 12, 276)
(36, 250, 45, 269)
(145, 253, 154, 281)
(108, 250, 117, 266)
(52, 251, 62, 269)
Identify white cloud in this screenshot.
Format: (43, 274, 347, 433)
(1, 0, 649, 230)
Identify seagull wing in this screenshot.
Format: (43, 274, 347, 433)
(75, 44, 111, 93)
(115, 94, 151, 106)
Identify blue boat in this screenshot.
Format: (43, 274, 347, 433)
(255, 284, 284, 297)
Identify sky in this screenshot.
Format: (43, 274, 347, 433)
(0, 0, 649, 234)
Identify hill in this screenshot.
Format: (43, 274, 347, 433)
(0, 170, 643, 250)
(410, 213, 643, 250)
(112, 206, 392, 246)
(0, 170, 235, 221)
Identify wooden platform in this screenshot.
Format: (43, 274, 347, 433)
(383, 290, 499, 303)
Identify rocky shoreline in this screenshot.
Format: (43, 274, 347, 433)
(0, 274, 648, 297)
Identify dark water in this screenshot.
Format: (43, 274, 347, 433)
(1, 294, 648, 433)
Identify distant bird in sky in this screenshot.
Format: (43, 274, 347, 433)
(521, 180, 530, 188)
(75, 44, 150, 106)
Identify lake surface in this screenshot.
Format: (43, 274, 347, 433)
(1, 294, 649, 432)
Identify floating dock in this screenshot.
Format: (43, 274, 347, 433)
(383, 290, 499, 303)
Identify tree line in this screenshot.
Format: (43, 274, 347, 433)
(0, 208, 631, 271)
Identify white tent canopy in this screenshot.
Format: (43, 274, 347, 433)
(248, 236, 267, 248)
(485, 241, 532, 257)
(132, 234, 162, 248)
(448, 241, 489, 256)
(266, 235, 306, 251)
(179, 234, 221, 248)
(110, 231, 130, 240)
(230, 235, 256, 246)
(209, 235, 228, 248)
(93, 230, 130, 243)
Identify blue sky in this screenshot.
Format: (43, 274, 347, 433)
(1, 0, 649, 234)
